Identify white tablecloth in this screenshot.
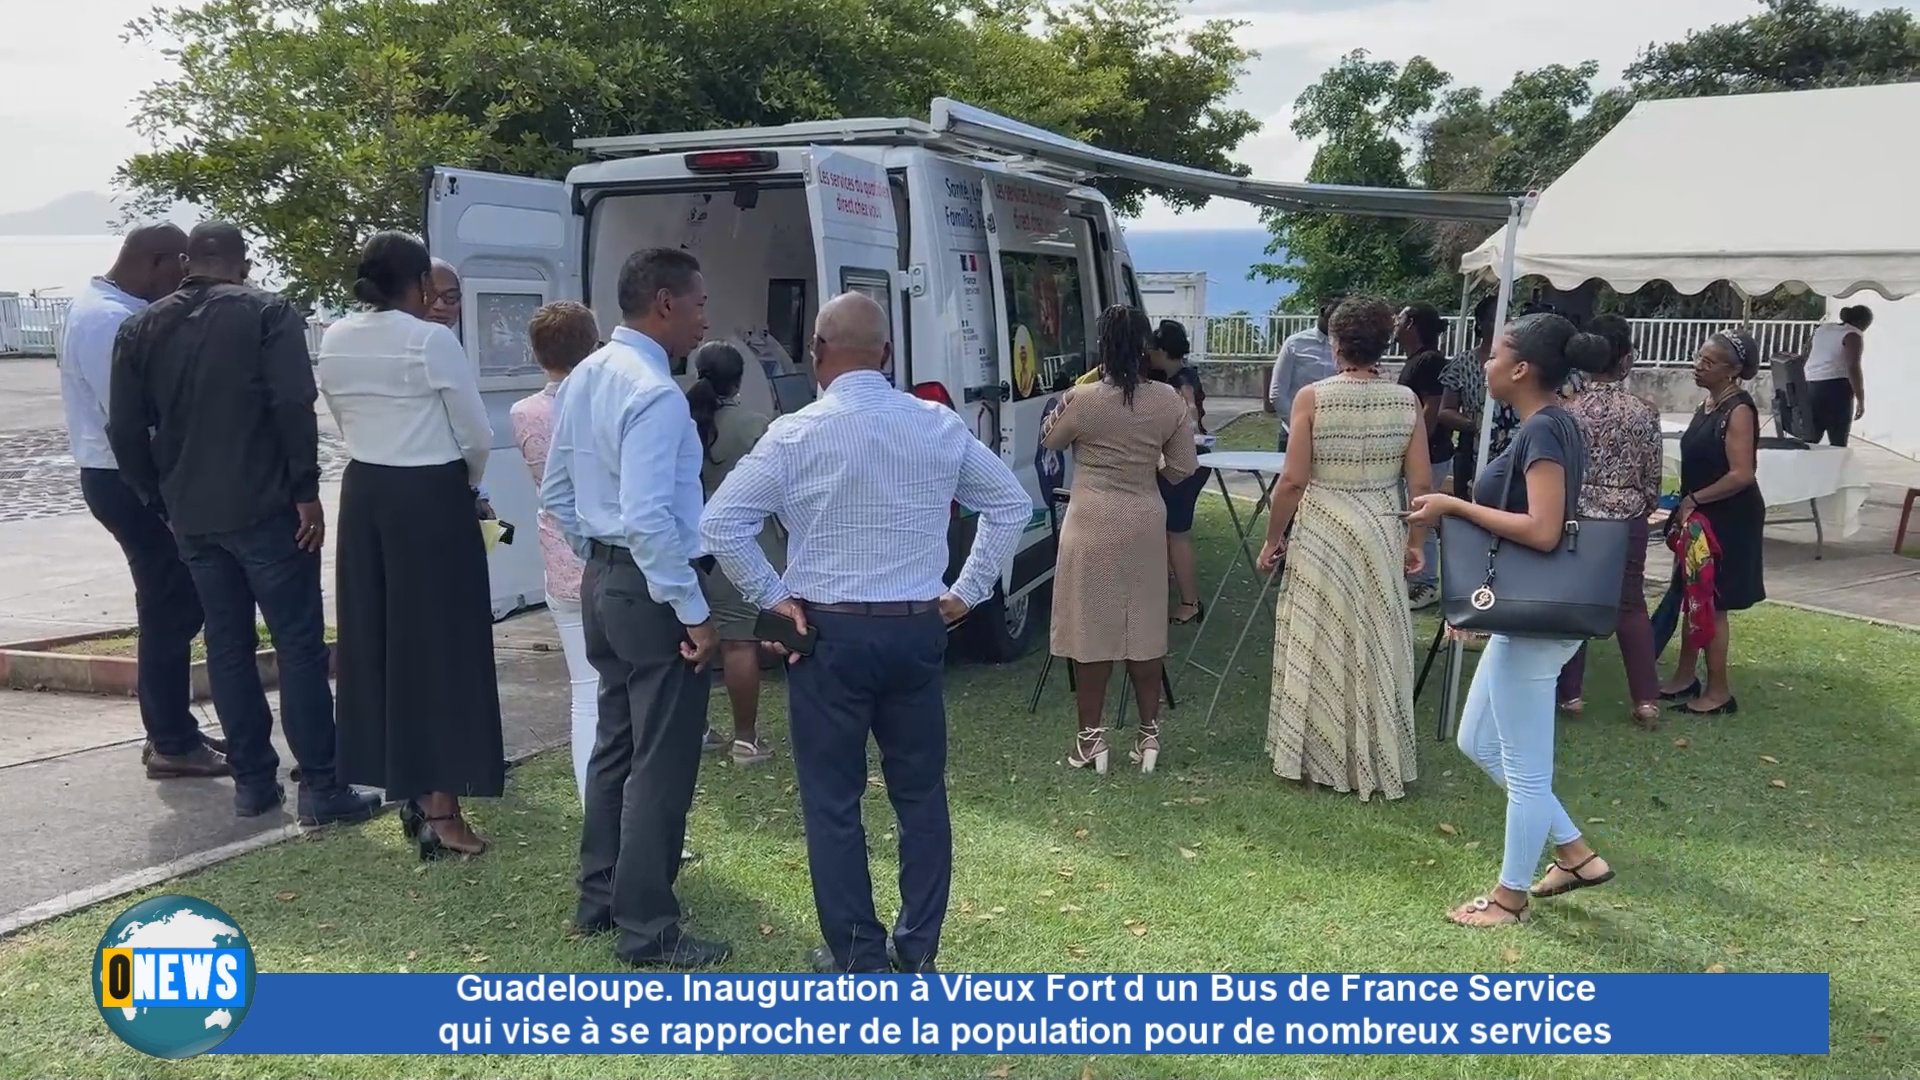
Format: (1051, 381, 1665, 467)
(1196, 450, 1288, 475)
(1661, 423, 1869, 538)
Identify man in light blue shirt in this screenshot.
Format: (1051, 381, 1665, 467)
(1267, 294, 1340, 449)
(701, 291, 1030, 975)
(60, 224, 229, 779)
(541, 248, 729, 970)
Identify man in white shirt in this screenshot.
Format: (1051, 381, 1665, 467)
(1266, 295, 1340, 450)
(542, 248, 729, 970)
(701, 291, 1030, 974)
(60, 224, 228, 780)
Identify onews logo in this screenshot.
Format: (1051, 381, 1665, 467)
(92, 894, 256, 1059)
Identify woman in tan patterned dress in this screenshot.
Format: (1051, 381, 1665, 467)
(1256, 297, 1432, 801)
(1044, 306, 1198, 776)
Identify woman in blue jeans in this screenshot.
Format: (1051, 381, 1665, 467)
(1407, 312, 1616, 927)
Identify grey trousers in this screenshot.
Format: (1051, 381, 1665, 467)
(575, 544, 709, 959)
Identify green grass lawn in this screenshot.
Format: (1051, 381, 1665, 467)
(1, 498, 1916, 1079)
(1214, 410, 1280, 454)
(48, 624, 340, 662)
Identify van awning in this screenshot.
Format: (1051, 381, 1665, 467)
(576, 98, 1518, 224)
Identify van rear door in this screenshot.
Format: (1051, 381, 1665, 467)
(422, 166, 581, 620)
(804, 148, 904, 384)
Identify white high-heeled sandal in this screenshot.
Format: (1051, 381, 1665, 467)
(1067, 727, 1109, 775)
(1130, 722, 1161, 775)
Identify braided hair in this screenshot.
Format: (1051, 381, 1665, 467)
(1096, 305, 1152, 407)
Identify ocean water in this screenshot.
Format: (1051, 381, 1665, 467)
(1122, 227, 1291, 315)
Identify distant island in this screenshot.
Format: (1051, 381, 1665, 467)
(0, 192, 196, 236)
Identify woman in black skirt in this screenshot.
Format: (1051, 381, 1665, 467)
(317, 231, 504, 858)
(1660, 328, 1766, 716)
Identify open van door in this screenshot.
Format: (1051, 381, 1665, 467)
(804, 148, 904, 384)
(423, 166, 581, 621)
(980, 176, 1087, 506)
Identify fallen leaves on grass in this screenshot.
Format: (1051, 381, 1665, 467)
(1769, 779, 1789, 789)
(759, 924, 776, 937)
(1705, 964, 1727, 974)
(1760, 754, 1780, 765)
(1059, 904, 1082, 914)
(1123, 919, 1149, 937)
(1179, 847, 1198, 860)
(1500, 947, 1522, 965)
(1437, 823, 1458, 836)
(274, 891, 298, 902)
(1066, 945, 1089, 959)
(1674, 737, 1691, 750)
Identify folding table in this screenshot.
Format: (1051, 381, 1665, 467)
(1180, 451, 1288, 726)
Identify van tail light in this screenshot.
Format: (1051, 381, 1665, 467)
(911, 381, 955, 408)
(910, 382, 964, 518)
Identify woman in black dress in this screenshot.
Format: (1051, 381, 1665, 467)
(317, 231, 505, 858)
(1660, 328, 1765, 715)
(1147, 320, 1212, 625)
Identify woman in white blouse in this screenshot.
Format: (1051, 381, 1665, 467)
(318, 231, 503, 860)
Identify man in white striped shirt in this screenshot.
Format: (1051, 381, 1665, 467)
(701, 291, 1029, 974)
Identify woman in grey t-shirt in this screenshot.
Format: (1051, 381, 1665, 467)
(1406, 313, 1615, 928)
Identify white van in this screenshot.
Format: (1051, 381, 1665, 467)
(430, 99, 1163, 661)
(428, 98, 1487, 657)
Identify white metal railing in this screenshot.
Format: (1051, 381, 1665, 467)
(1, 294, 328, 359)
(1170, 313, 1821, 367)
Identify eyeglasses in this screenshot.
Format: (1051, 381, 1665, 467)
(430, 288, 462, 306)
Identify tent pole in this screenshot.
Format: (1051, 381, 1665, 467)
(1441, 195, 1529, 741)
(1454, 276, 1473, 355)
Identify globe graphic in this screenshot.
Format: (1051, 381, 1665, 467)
(92, 894, 255, 1059)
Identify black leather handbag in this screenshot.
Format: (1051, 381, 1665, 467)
(1439, 412, 1631, 639)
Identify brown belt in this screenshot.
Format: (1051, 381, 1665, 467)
(803, 600, 940, 617)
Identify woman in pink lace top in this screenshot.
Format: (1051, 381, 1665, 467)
(510, 303, 596, 801)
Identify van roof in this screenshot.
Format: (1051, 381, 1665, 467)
(575, 98, 1518, 224)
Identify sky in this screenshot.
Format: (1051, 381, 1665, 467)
(1, 0, 1912, 232)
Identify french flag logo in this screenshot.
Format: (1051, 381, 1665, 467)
(959, 254, 977, 272)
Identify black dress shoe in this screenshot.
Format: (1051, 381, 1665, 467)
(885, 936, 938, 974)
(1658, 679, 1701, 701)
(234, 781, 286, 818)
(146, 745, 231, 780)
(199, 732, 229, 755)
(396, 799, 426, 840)
(296, 786, 381, 826)
(809, 944, 889, 974)
(623, 935, 732, 970)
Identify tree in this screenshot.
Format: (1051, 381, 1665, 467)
(1206, 310, 1266, 357)
(1251, 50, 1452, 311)
(1624, 0, 1920, 96)
(117, 0, 1257, 307)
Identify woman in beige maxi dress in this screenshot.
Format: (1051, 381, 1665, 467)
(1255, 297, 1431, 801)
(1044, 306, 1198, 777)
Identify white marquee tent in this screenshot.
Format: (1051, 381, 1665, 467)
(1461, 82, 1920, 301)
(1461, 81, 1920, 462)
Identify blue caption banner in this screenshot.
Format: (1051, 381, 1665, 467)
(214, 973, 1830, 1055)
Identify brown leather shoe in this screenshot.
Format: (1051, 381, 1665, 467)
(146, 745, 232, 780)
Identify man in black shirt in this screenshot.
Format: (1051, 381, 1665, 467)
(108, 222, 379, 826)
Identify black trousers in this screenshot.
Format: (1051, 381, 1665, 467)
(576, 544, 709, 960)
(334, 460, 504, 800)
(1808, 377, 1855, 447)
(789, 607, 951, 972)
(79, 469, 204, 757)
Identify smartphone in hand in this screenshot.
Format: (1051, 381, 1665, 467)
(753, 609, 818, 656)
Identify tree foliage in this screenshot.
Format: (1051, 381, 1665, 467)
(1261, 0, 1920, 318)
(117, 0, 1257, 307)
(1252, 51, 1452, 312)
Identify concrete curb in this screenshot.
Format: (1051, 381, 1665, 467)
(0, 740, 560, 940)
